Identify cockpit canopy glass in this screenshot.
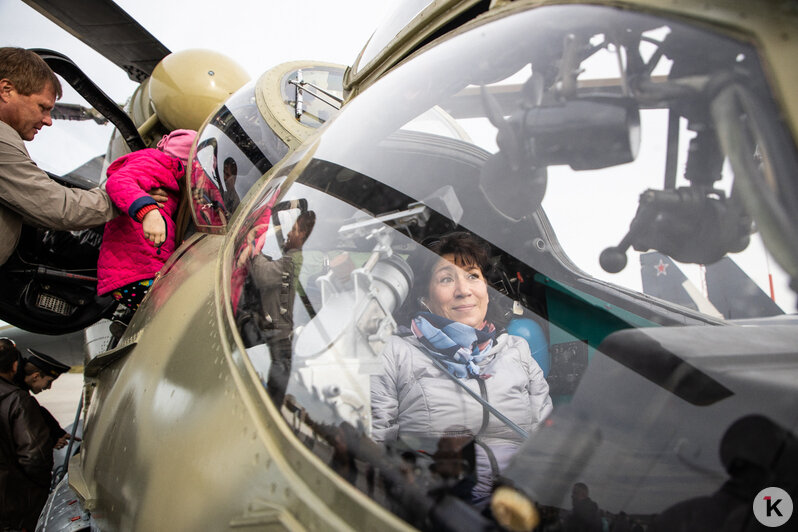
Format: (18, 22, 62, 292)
(229, 4, 798, 530)
(352, 0, 436, 77)
(187, 80, 289, 230)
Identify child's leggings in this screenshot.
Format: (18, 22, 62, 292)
(110, 279, 153, 311)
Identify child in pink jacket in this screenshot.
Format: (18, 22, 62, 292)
(97, 129, 197, 310)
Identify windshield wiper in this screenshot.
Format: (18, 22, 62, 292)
(289, 69, 343, 119)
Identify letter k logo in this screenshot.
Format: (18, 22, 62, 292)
(765, 496, 783, 517)
(755, 488, 792, 526)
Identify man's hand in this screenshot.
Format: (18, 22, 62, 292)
(147, 187, 169, 208)
(142, 209, 167, 246)
(54, 433, 81, 449)
(236, 229, 257, 268)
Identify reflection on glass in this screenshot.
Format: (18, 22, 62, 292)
(251, 208, 315, 405)
(228, 4, 798, 530)
(187, 81, 288, 229)
(190, 136, 228, 227)
(372, 232, 552, 504)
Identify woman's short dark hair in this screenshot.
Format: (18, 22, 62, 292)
(408, 232, 492, 311)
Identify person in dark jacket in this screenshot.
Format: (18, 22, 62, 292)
(0, 339, 53, 531)
(649, 415, 798, 532)
(565, 482, 603, 532)
(13, 347, 75, 449)
(247, 209, 316, 406)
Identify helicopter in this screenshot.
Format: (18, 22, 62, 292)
(2, 0, 798, 531)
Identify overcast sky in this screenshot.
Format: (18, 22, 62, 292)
(0, 0, 393, 172)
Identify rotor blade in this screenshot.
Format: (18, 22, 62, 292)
(22, 0, 170, 82)
(52, 103, 109, 124)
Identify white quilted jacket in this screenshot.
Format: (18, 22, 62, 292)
(371, 332, 553, 499)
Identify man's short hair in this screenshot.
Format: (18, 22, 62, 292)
(0, 47, 63, 99)
(22, 361, 41, 377)
(0, 338, 21, 373)
(295, 210, 316, 236)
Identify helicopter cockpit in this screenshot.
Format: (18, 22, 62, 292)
(187, 64, 346, 231)
(223, 4, 798, 530)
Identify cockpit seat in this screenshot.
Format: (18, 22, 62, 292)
(507, 317, 549, 377)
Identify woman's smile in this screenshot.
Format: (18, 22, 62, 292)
(426, 253, 489, 328)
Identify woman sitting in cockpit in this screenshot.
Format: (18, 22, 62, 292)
(370, 232, 552, 504)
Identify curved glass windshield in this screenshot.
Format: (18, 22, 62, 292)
(353, 0, 435, 76)
(229, 5, 798, 530)
(188, 80, 289, 230)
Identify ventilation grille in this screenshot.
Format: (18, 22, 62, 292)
(36, 293, 75, 316)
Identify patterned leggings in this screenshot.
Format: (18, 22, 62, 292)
(110, 279, 153, 311)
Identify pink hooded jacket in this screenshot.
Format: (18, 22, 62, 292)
(96, 148, 184, 295)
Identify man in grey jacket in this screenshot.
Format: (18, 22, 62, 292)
(0, 47, 165, 266)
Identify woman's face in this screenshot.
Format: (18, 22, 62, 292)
(425, 253, 489, 328)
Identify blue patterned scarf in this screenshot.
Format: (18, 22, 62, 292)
(411, 312, 497, 379)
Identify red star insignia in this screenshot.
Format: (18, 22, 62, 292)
(655, 259, 668, 276)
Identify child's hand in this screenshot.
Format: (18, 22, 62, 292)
(142, 209, 166, 246)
